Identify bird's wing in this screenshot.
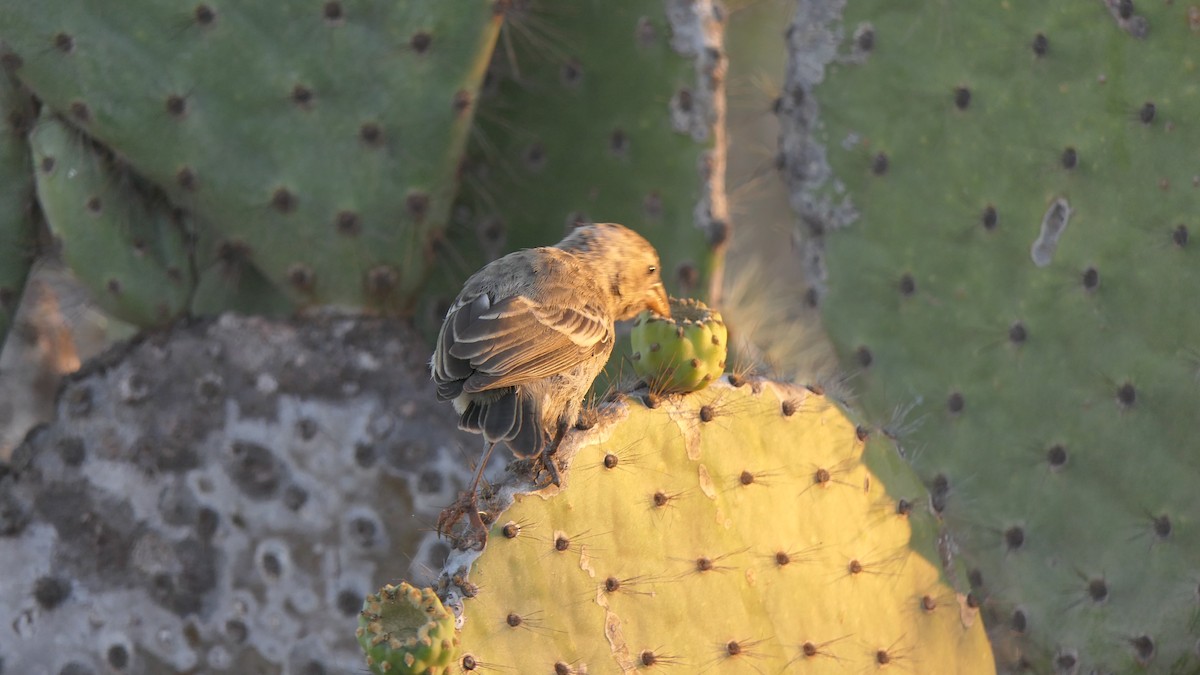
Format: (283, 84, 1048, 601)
(433, 292, 612, 397)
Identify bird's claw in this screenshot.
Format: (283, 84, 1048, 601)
(534, 455, 562, 489)
(436, 490, 489, 551)
(532, 420, 567, 488)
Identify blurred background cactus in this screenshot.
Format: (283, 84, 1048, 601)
(780, 1, 1200, 672)
(1, 0, 1196, 673)
(0, 69, 36, 344)
(0, 0, 505, 324)
(0, 0, 732, 351)
(436, 1, 732, 323)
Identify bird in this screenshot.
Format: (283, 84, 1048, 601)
(431, 222, 670, 547)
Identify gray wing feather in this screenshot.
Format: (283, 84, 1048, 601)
(433, 294, 611, 397)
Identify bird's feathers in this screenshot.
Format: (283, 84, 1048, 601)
(480, 391, 519, 441)
(455, 389, 545, 457)
(430, 223, 666, 462)
(452, 298, 610, 393)
(433, 262, 613, 398)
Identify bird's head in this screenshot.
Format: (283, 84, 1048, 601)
(558, 223, 670, 321)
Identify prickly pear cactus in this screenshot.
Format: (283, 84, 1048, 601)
(30, 113, 193, 327)
(0, 70, 36, 347)
(358, 582, 459, 675)
(431, 0, 730, 329)
(630, 297, 727, 393)
(781, 1, 1200, 672)
(438, 380, 996, 673)
(0, 0, 501, 312)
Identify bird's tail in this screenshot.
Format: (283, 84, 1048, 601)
(458, 389, 546, 458)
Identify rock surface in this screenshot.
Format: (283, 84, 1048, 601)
(0, 314, 474, 675)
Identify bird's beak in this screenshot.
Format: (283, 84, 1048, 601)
(647, 284, 670, 318)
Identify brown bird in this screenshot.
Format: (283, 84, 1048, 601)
(431, 222, 670, 547)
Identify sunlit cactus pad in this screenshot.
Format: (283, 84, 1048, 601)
(447, 380, 995, 673)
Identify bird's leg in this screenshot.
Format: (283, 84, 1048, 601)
(437, 441, 496, 550)
(463, 439, 497, 542)
(536, 420, 570, 488)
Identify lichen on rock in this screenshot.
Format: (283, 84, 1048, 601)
(0, 315, 475, 674)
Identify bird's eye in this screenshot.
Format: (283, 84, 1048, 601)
(647, 265, 657, 275)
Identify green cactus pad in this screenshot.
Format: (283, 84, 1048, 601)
(188, 223, 297, 319)
(0, 1, 501, 312)
(424, 0, 729, 336)
(0, 71, 36, 348)
(30, 113, 192, 327)
(786, 1, 1200, 672)
(630, 297, 727, 394)
(447, 380, 995, 673)
(357, 582, 459, 675)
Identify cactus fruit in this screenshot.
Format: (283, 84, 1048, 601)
(0, 0, 502, 312)
(30, 113, 193, 327)
(430, 0, 730, 331)
(358, 582, 460, 675)
(438, 379, 996, 673)
(0, 71, 36, 348)
(781, 1, 1200, 672)
(630, 297, 727, 394)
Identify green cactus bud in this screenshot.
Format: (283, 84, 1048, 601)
(357, 582, 459, 675)
(630, 297, 727, 394)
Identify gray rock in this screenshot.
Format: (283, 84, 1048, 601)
(0, 314, 476, 674)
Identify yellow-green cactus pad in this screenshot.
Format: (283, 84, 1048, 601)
(630, 297, 727, 394)
(357, 582, 459, 675)
(450, 380, 995, 674)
